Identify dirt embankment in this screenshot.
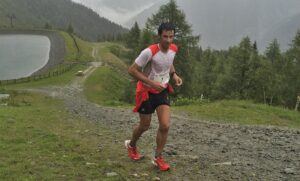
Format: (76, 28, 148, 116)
(0, 29, 65, 76)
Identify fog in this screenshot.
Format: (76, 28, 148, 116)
(71, 0, 163, 25)
(72, 0, 300, 50)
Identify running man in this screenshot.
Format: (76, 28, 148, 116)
(125, 22, 183, 171)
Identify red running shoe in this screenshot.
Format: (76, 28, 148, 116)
(124, 140, 143, 161)
(152, 156, 170, 171)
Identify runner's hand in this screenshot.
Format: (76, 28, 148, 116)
(173, 74, 183, 86)
(151, 81, 165, 92)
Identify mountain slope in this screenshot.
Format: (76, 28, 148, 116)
(0, 0, 127, 41)
(71, 0, 163, 25)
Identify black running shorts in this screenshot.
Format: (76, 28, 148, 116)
(138, 89, 170, 114)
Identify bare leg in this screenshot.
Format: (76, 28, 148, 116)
(130, 114, 151, 147)
(155, 105, 170, 156)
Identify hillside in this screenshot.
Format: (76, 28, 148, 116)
(0, 0, 127, 41)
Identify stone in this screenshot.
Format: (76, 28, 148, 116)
(0, 94, 9, 100)
(106, 172, 118, 177)
(153, 177, 160, 181)
(284, 168, 295, 174)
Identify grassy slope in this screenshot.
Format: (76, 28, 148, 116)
(94, 42, 128, 71)
(84, 66, 129, 106)
(0, 91, 177, 180)
(84, 42, 133, 107)
(174, 100, 300, 128)
(0, 92, 112, 179)
(59, 31, 93, 62)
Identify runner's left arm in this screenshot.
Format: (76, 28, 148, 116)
(170, 64, 183, 86)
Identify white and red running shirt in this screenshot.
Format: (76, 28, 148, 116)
(135, 43, 178, 87)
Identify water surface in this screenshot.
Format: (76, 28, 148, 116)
(0, 35, 50, 80)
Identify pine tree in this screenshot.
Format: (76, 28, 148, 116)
(285, 30, 300, 108)
(139, 24, 154, 51)
(126, 22, 141, 50)
(227, 37, 253, 98)
(266, 39, 280, 61)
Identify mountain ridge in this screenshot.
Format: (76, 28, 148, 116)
(0, 0, 127, 41)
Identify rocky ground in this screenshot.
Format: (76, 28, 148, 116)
(26, 64, 300, 180)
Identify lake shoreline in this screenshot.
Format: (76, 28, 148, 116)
(0, 29, 65, 80)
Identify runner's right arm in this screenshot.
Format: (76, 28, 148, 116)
(128, 63, 165, 92)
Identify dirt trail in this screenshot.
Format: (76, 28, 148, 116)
(25, 52, 300, 180)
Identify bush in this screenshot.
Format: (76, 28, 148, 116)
(121, 81, 136, 104)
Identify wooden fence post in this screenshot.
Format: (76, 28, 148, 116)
(295, 95, 300, 111)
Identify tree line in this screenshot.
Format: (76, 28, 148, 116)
(122, 0, 300, 110)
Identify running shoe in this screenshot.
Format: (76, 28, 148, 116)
(124, 140, 143, 161)
(152, 156, 170, 171)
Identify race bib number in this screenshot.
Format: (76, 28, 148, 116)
(153, 74, 170, 84)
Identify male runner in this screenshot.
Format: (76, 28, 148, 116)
(125, 22, 183, 171)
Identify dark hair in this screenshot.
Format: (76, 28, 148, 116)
(158, 22, 175, 35)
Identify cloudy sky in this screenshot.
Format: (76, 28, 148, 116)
(71, 0, 163, 26)
(71, 0, 300, 51)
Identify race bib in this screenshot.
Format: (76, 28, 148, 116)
(153, 74, 170, 84)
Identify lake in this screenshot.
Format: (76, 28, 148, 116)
(0, 35, 50, 80)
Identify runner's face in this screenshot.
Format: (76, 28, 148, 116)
(160, 30, 174, 49)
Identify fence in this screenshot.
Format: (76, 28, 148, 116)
(0, 62, 79, 86)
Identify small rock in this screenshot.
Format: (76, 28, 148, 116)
(141, 173, 149, 177)
(131, 173, 139, 177)
(284, 168, 295, 174)
(106, 172, 118, 177)
(153, 177, 160, 181)
(190, 155, 199, 161)
(212, 162, 232, 166)
(0, 94, 10, 100)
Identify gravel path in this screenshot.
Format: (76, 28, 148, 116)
(26, 64, 300, 180)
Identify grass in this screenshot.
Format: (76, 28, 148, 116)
(84, 66, 131, 106)
(0, 91, 177, 180)
(174, 99, 300, 128)
(59, 31, 94, 62)
(94, 42, 129, 73)
(74, 36, 94, 62)
(83, 42, 135, 107)
(0, 92, 117, 179)
(58, 31, 79, 61)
